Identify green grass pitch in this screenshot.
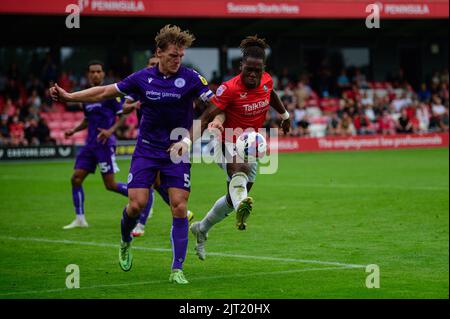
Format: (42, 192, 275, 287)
(0, 148, 448, 298)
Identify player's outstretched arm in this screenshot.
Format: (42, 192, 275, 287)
(65, 118, 88, 138)
(122, 99, 140, 115)
(97, 113, 128, 144)
(50, 83, 121, 103)
(270, 90, 291, 135)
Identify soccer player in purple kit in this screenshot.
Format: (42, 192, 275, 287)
(50, 25, 213, 284)
(123, 54, 194, 237)
(62, 60, 150, 230)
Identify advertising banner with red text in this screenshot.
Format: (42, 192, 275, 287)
(273, 133, 449, 153)
(0, 0, 448, 19)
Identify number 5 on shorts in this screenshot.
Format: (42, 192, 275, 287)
(184, 174, 190, 188)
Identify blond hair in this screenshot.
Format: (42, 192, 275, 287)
(155, 24, 196, 50)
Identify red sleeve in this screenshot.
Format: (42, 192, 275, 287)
(210, 84, 233, 110)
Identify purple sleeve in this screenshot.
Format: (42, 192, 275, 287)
(191, 71, 214, 102)
(113, 97, 124, 115)
(115, 70, 141, 96)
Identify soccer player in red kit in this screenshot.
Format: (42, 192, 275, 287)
(187, 36, 291, 260)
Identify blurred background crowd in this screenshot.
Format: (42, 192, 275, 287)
(0, 53, 448, 146)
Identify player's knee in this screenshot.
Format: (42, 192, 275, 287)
(171, 200, 187, 218)
(71, 174, 83, 187)
(128, 201, 144, 216)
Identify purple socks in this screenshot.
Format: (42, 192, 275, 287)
(170, 217, 188, 270)
(72, 186, 85, 215)
(115, 182, 128, 197)
(120, 208, 139, 243)
(139, 189, 154, 225)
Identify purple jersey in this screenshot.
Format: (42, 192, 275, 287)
(83, 97, 123, 146)
(116, 66, 213, 159)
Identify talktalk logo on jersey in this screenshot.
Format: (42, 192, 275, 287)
(243, 99, 269, 113)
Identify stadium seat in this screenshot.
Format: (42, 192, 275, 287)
(62, 112, 76, 121)
(48, 121, 62, 130)
(60, 121, 73, 130)
(48, 112, 63, 121)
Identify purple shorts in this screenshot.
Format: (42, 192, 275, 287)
(127, 155, 191, 192)
(74, 144, 119, 174)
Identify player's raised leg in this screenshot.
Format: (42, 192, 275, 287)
(227, 162, 253, 230)
(119, 187, 149, 271)
(168, 187, 190, 284)
(64, 169, 90, 229)
(102, 172, 129, 197)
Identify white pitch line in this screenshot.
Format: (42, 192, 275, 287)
(0, 175, 447, 191)
(0, 265, 357, 297)
(0, 236, 366, 268)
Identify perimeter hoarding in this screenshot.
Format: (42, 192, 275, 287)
(0, 0, 448, 18)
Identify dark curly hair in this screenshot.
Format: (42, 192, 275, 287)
(239, 35, 269, 62)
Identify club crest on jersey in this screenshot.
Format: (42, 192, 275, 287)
(174, 78, 186, 88)
(263, 85, 268, 92)
(216, 85, 226, 97)
(148, 77, 153, 84)
(198, 75, 208, 85)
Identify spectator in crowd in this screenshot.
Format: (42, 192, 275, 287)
(36, 118, 54, 145)
(352, 67, 369, 89)
(0, 115, 10, 145)
(417, 83, 431, 102)
(337, 69, 351, 90)
(378, 110, 396, 135)
(431, 95, 446, 116)
(294, 105, 310, 137)
(293, 77, 312, 108)
(391, 92, 412, 113)
(326, 113, 340, 136)
(26, 75, 45, 98)
(439, 107, 449, 132)
(24, 118, 40, 145)
(3, 98, 17, 118)
(416, 103, 431, 133)
(353, 110, 374, 135)
(27, 89, 42, 111)
(337, 112, 355, 136)
(8, 115, 25, 146)
(396, 108, 413, 134)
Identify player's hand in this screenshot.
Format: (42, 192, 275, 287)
(280, 119, 291, 135)
(64, 129, 75, 138)
(97, 128, 113, 144)
(167, 141, 189, 158)
(50, 83, 71, 102)
(208, 119, 224, 133)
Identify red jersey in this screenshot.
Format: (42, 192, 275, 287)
(211, 72, 273, 141)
